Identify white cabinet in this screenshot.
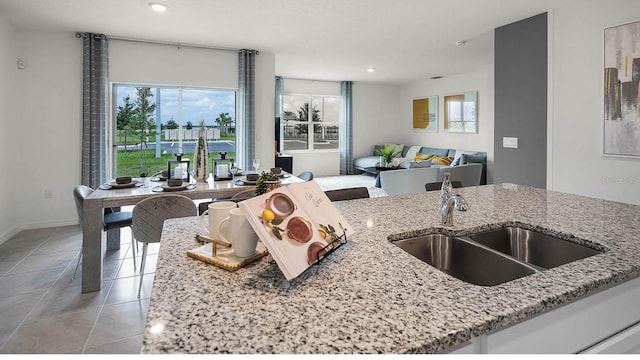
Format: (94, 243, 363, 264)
(446, 276, 640, 354)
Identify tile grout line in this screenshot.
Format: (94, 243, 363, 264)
(81, 241, 130, 354)
(0, 227, 79, 353)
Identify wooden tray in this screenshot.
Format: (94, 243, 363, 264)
(187, 242, 268, 271)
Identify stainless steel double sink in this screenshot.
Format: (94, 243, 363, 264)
(390, 226, 606, 286)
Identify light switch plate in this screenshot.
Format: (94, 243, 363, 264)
(503, 137, 518, 148)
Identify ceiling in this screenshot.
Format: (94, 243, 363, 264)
(0, 0, 580, 85)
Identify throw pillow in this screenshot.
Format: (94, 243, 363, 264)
(414, 153, 432, 161)
(451, 150, 479, 166)
(419, 147, 450, 158)
(403, 145, 422, 161)
(459, 153, 486, 164)
(425, 154, 454, 166)
(410, 159, 432, 168)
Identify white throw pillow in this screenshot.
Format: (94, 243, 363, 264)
(451, 150, 478, 166)
(403, 145, 423, 162)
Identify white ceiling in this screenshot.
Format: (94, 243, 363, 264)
(0, 0, 580, 85)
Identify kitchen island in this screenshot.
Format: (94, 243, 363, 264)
(142, 184, 640, 353)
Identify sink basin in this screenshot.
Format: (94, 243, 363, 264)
(466, 227, 603, 269)
(392, 234, 538, 286)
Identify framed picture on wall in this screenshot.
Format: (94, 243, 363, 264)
(412, 96, 438, 132)
(604, 19, 640, 157)
(443, 91, 477, 133)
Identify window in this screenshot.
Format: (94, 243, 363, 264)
(281, 94, 340, 151)
(112, 84, 237, 177)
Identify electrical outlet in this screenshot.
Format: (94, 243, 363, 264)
(45, 189, 53, 198)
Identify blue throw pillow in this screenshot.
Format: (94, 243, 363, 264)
(419, 147, 450, 157)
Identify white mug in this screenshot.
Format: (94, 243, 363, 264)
(218, 208, 258, 258)
(217, 164, 229, 178)
(199, 201, 237, 240)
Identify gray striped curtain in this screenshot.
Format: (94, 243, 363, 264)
(340, 81, 354, 174)
(238, 50, 257, 171)
(81, 33, 109, 188)
(275, 76, 283, 119)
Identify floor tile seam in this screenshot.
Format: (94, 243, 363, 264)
(81, 254, 123, 353)
(0, 245, 44, 281)
(81, 333, 145, 353)
(0, 250, 77, 353)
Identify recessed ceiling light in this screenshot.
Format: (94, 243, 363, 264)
(149, 2, 168, 12)
(367, 67, 375, 73)
(430, 76, 444, 79)
(456, 40, 468, 47)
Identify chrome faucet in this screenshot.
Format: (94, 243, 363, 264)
(440, 195, 456, 226)
(440, 194, 468, 226)
(439, 172, 468, 226)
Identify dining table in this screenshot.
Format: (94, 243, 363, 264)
(81, 172, 304, 293)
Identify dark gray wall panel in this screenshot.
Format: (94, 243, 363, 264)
(494, 13, 547, 188)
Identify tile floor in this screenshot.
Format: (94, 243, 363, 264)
(0, 174, 381, 354)
(0, 224, 157, 354)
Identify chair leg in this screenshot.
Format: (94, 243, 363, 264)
(71, 249, 82, 280)
(130, 236, 137, 271)
(137, 243, 148, 299)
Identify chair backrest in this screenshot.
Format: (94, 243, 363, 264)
(425, 181, 463, 192)
(436, 163, 483, 187)
(324, 187, 370, 201)
(297, 171, 314, 181)
(132, 194, 197, 244)
(230, 188, 257, 202)
(379, 167, 440, 196)
(73, 185, 95, 225)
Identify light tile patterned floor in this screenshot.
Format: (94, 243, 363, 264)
(0, 225, 156, 354)
(0, 174, 381, 354)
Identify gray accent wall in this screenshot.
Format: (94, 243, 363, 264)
(494, 13, 547, 188)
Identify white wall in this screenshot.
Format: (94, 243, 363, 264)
(551, 0, 640, 204)
(0, 17, 18, 243)
(0, 29, 276, 242)
(352, 82, 401, 161)
(397, 67, 494, 183)
(8, 30, 83, 238)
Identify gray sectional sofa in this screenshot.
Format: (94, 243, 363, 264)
(354, 144, 488, 186)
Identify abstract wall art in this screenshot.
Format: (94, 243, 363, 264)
(604, 20, 640, 157)
(412, 96, 438, 132)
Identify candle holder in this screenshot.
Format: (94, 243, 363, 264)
(168, 153, 190, 182)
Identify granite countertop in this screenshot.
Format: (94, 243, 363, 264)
(142, 184, 640, 354)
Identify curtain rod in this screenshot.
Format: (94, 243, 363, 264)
(75, 32, 258, 54)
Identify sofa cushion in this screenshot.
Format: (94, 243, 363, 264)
(452, 150, 479, 166)
(419, 147, 450, 157)
(399, 159, 432, 169)
(459, 153, 486, 165)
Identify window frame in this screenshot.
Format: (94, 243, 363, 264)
(280, 92, 341, 153)
(110, 82, 238, 176)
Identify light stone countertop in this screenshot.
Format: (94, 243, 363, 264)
(142, 183, 640, 354)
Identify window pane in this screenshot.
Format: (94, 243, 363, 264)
(283, 95, 309, 151)
(314, 96, 339, 150)
(114, 85, 236, 177)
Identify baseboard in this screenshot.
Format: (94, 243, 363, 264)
(0, 219, 79, 246)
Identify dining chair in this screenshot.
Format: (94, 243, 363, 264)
(72, 185, 137, 280)
(198, 188, 257, 214)
(133, 194, 197, 298)
(425, 181, 463, 192)
(324, 187, 370, 201)
(297, 171, 314, 182)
